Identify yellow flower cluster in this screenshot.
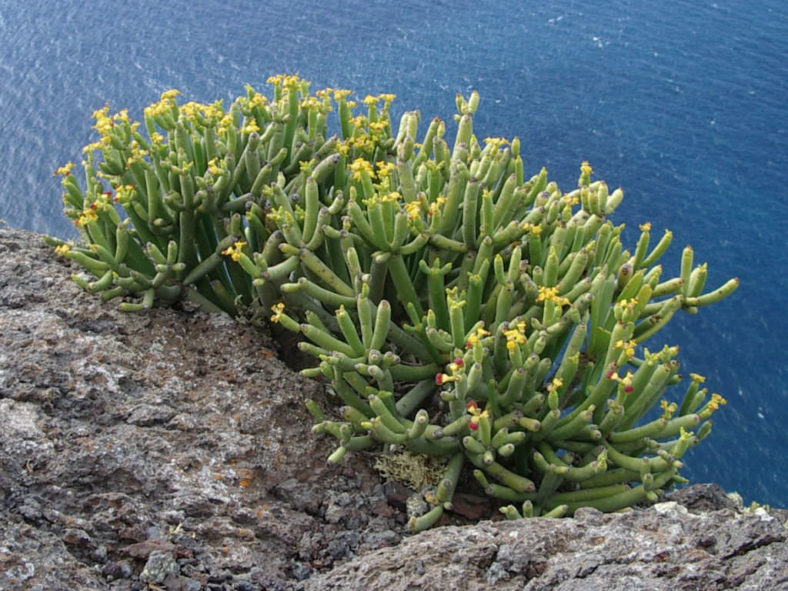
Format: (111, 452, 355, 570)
(466, 400, 489, 431)
(706, 393, 727, 412)
(114, 185, 137, 204)
(522, 222, 542, 235)
(92, 105, 113, 137)
(54, 243, 71, 257)
(144, 89, 180, 118)
(333, 89, 352, 101)
(126, 140, 148, 167)
(179, 100, 225, 124)
(54, 162, 75, 177)
(300, 96, 324, 112)
(75, 206, 98, 227)
(241, 119, 259, 135)
(270, 302, 286, 323)
(580, 161, 593, 176)
(221, 240, 247, 262)
(350, 158, 374, 181)
(483, 137, 510, 149)
(207, 158, 224, 176)
(639, 222, 652, 232)
(404, 200, 422, 222)
(613, 339, 637, 359)
(504, 321, 527, 351)
(428, 196, 446, 217)
(536, 286, 570, 307)
(660, 400, 678, 420)
(376, 161, 397, 179)
(547, 378, 563, 393)
(610, 370, 634, 393)
(266, 74, 303, 91)
(465, 326, 491, 348)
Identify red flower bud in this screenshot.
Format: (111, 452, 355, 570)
(468, 421, 479, 431)
(453, 357, 464, 367)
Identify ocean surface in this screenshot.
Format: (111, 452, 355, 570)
(1, 1, 785, 507)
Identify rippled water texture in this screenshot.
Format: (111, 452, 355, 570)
(1, 0, 785, 506)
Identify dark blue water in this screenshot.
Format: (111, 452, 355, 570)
(1, 1, 786, 507)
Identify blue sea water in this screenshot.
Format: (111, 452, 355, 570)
(1, 1, 785, 506)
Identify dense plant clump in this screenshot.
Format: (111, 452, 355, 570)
(48, 75, 739, 531)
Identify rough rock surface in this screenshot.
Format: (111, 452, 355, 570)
(0, 224, 786, 591)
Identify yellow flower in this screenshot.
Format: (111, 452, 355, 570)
(378, 93, 396, 104)
(660, 400, 678, 419)
(207, 158, 223, 176)
(54, 162, 75, 177)
(639, 222, 652, 232)
(710, 393, 727, 408)
(368, 120, 388, 135)
(114, 185, 137, 204)
(428, 196, 446, 217)
(580, 161, 593, 176)
(699, 393, 727, 419)
(222, 240, 247, 262)
(483, 137, 510, 148)
(349, 158, 373, 182)
(362, 95, 380, 106)
(160, 89, 181, 101)
(614, 339, 637, 358)
(375, 161, 397, 178)
(465, 326, 491, 348)
(300, 96, 322, 111)
(404, 200, 422, 221)
(379, 190, 401, 204)
(465, 400, 489, 431)
(282, 74, 301, 90)
(75, 207, 98, 227)
(503, 322, 527, 352)
(270, 302, 285, 323)
(333, 89, 353, 101)
(241, 119, 259, 135)
(547, 377, 563, 392)
(536, 286, 570, 307)
(248, 93, 267, 108)
(81, 142, 103, 154)
(690, 373, 706, 384)
(54, 243, 71, 256)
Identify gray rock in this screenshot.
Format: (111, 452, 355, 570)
(306, 500, 788, 590)
(1, 225, 786, 591)
(140, 550, 179, 584)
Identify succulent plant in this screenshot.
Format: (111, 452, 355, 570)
(49, 75, 738, 532)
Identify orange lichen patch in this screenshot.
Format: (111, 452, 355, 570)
(235, 468, 255, 488)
